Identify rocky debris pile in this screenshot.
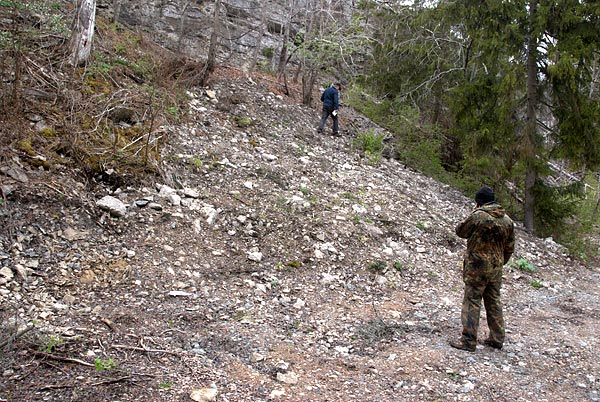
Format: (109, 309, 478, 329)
(0, 75, 599, 402)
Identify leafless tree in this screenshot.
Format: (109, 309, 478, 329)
(68, 0, 96, 66)
(248, 3, 268, 73)
(199, 0, 222, 85)
(177, 2, 191, 53)
(112, 0, 122, 23)
(277, 0, 299, 78)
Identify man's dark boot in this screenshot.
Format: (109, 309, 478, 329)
(449, 338, 476, 352)
(483, 339, 503, 349)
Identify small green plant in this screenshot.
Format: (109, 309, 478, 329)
(158, 382, 172, 390)
(95, 357, 118, 371)
(261, 47, 275, 59)
(234, 116, 253, 128)
(393, 261, 403, 271)
(367, 260, 386, 273)
(299, 186, 310, 196)
(286, 260, 301, 269)
(41, 335, 62, 353)
(296, 143, 307, 154)
(447, 371, 460, 379)
(112, 57, 129, 67)
(530, 280, 543, 289)
(276, 196, 294, 214)
(166, 105, 180, 121)
(270, 279, 280, 287)
(340, 192, 357, 201)
(509, 258, 536, 273)
(416, 221, 426, 231)
(189, 157, 203, 169)
(114, 42, 129, 56)
(131, 58, 154, 80)
(232, 311, 248, 321)
(87, 53, 114, 77)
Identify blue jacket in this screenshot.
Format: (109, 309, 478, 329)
(321, 86, 339, 109)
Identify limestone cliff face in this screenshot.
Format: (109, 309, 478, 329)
(111, 0, 354, 68)
(112, 0, 291, 66)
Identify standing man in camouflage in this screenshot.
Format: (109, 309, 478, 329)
(450, 186, 515, 352)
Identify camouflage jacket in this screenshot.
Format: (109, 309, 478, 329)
(456, 202, 515, 282)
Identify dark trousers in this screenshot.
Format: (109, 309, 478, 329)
(461, 279, 505, 347)
(318, 106, 339, 134)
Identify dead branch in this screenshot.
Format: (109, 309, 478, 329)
(39, 382, 75, 391)
(101, 317, 118, 332)
(41, 182, 68, 198)
(90, 376, 133, 386)
(29, 349, 95, 367)
(120, 129, 161, 151)
(0, 325, 35, 349)
(111, 344, 181, 356)
(160, 328, 187, 336)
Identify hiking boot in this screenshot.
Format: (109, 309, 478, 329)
(332, 131, 341, 137)
(317, 128, 323, 134)
(449, 338, 476, 352)
(483, 339, 503, 349)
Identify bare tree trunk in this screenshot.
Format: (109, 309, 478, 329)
(8, 2, 22, 109)
(69, 0, 96, 66)
(302, 69, 317, 105)
(277, 0, 296, 79)
(13, 47, 21, 108)
(112, 0, 122, 23)
(300, 0, 318, 104)
(248, 5, 267, 73)
(177, 2, 191, 53)
(277, 21, 290, 79)
(199, 0, 222, 85)
(524, 0, 539, 233)
(293, 62, 302, 84)
(592, 173, 600, 222)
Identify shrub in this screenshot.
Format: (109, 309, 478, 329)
(355, 319, 400, 344)
(261, 47, 274, 59)
(95, 357, 118, 371)
(509, 258, 536, 273)
(367, 260, 386, 273)
(353, 129, 384, 164)
(530, 280, 543, 289)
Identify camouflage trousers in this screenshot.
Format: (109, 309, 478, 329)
(460, 279, 505, 347)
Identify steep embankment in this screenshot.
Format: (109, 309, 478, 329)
(1, 73, 599, 402)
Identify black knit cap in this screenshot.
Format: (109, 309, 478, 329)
(475, 186, 495, 205)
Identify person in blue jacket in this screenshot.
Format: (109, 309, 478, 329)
(317, 82, 342, 136)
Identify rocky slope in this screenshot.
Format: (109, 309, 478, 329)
(1, 71, 599, 402)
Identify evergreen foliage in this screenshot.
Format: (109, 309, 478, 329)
(351, 0, 600, 249)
